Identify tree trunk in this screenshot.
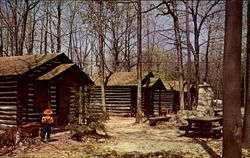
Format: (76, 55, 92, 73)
(98, 1, 106, 114)
(18, 0, 30, 56)
(49, 10, 54, 53)
(40, 12, 44, 54)
(135, 0, 142, 124)
(185, 0, 192, 110)
(205, 25, 211, 82)
(0, 28, 3, 57)
(28, 10, 36, 55)
(242, 0, 250, 149)
(44, 1, 49, 54)
(172, 1, 185, 110)
(223, 0, 242, 157)
(56, 0, 61, 53)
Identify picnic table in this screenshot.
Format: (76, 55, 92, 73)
(181, 116, 223, 137)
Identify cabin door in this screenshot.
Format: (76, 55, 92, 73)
(57, 85, 70, 126)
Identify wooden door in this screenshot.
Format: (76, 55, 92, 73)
(57, 85, 70, 126)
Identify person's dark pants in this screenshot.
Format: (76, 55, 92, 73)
(41, 124, 51, 141)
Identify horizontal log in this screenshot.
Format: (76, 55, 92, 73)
(28, 99, 34, 102)
(27, 118, 40, 121)
(107, 107, 130, 110)
(0, 119, 18, 124)
(0, 101, 17, 107)
(109, 113, 132, 117)
(106, 104, 131, 107)
(0, 91, 18, 95)
(28, 113, 43, 116)
(51, 104, 56, 107)
(106, 103, 131, 107)
(0, 80, 18, 84)
(28, 88, 34, 91)
(106, 100, 131, 103)
(90, 95, 131, 99)
(0, 115, 17, 120)
(28, 93, 34, 97)
(91, 92, 132, 95)
(108, 110, 131, 113)
(0, 86, 17, 91)
(105, 98, 131, 101)
(0, 124, 17, 130)
(28, 109, 33, 112)
(0, 111, 17, 115)
(0, 96, 17, 100)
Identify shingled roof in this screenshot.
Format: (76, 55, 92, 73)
(92, 71, 154, 86)
(37, 64, 75, 80)
(0, 53, 62, 76)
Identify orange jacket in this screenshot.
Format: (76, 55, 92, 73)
(42, 115, 54, 124)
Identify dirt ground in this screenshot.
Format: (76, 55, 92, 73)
(3, 116, 250, 158)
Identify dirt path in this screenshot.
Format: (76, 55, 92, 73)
(5, 117, 249, 158)
(103, 117, 222, 157)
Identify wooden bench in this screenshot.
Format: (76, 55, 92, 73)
(149, 116, 171, 126)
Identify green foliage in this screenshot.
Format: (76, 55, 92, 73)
(66, 87, 107, 138)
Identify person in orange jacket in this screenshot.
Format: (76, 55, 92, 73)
(41, 109, 54, 142)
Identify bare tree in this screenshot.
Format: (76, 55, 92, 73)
(98, 1, 106, 113)
(56, 0, 61, 53)
(185, 0, 192, 110)
(188, 0, 221, 105)
(135, 0, 143, 124)
(156, 0, 185, 110)
(0, 0, 39, 56)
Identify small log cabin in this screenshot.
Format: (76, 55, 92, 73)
(162, 81, 196, 112)
(0, 53, 93, 129)
(90, 72, 167, 117)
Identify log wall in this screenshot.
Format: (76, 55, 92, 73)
(0, 77, 18, 129)
(153, 90, 175, 115)
(90, 86, 133, 116)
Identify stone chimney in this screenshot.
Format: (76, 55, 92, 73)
(197, 82, 214, 117)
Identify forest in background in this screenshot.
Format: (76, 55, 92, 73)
(0, 0, 240, 100)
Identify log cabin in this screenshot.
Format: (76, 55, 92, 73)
(163, 81, 196, 112)
(0, 53, 93, 129)
(90, 72, 167, 117)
